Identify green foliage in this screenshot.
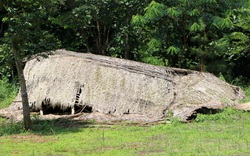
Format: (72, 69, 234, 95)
(230, 76, 250, 87)
(166, 46, 180, 55)
(166, 7, 182, 18)
(1, 0, 250, 84)
(241, 86, 250, 103)
(132, 0, 250, 75)
(1, 0, 61, 55)
(49, 0, 150, 57)
(147, 38, 162, 52)
(141, 56, 165, 66)
(144, 1, 167, 21)
(195, 107, 245, 123)
(0, 0, 61, 81)
(0, 120, 25, 136)
(214, 16, 234, 29)
(189, 20, 205, 32)
(0, 78, 18, 109)
(188, 8, 200, 16)
(218, 72, 226, 81)
(0, 42, 14, 79)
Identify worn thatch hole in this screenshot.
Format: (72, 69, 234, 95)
(186, 107, 220, 121)
(42, 105, 71, 115)
(42, 105, 92, 115)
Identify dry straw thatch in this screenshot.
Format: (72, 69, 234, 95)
(4, 50, 245, 121)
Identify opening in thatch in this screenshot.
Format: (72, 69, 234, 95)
(186, 107, 221, 121)
(41, 104, 91, 115)
(42, 105, 72, 115)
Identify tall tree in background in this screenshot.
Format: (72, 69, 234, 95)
(0, 0, 250, 124)
(1, 0, 60, 130)
(49, 0, 150, 58)
(132, 0, 250, 73)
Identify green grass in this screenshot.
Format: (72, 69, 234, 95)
(0, 108, 250, 156)
(241, 86, 250, 103)
(0, 78, 18, 109)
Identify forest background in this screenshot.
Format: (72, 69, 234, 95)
(1, 0, 250, 86)
(1, 1, 250, 154)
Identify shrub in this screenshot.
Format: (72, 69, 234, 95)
(195, 107, 247, 123)
(0, 77, 18, 109)
(241, 86, 250, 103)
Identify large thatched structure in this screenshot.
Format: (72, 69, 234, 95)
(2, 50, 245, 121)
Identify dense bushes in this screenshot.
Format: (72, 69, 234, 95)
(0, 78, 17, 109)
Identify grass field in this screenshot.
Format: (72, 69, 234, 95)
(1, 84, 250, 155)
(0, 108, 250, 156)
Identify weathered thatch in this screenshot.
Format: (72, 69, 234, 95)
(235, 102, 250, 111)
(2, 49, 245, 121)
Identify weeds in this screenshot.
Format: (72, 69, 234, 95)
(0, 119, 25, 136)
(241, 86, 250, 103)
(0, 108, 250, 155)
(195, 107, 247, 123)
(0, 77, 18, 109)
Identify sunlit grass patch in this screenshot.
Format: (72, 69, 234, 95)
(0, 112, 250, 156)
(195, 107, 249, 123)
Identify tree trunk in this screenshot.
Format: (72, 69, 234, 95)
(96, 20, 104, 55)
(124, 18, 130, 59)
(124, 33, 130, 59)
(104, 25, 111, 53)
(200, 57, 205, 72)
(12, 42, 31, 130)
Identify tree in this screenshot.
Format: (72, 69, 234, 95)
(0, 5, 14, 80)
(49, 0, 150, 58)
(132, 0, 250, 73)
(222, 4, 250, 82)
(1, 0, 60, 130)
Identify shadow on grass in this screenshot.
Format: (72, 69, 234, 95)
(0, 118, 95, 136)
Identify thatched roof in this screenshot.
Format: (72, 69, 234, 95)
(5, 49, 245, 121)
